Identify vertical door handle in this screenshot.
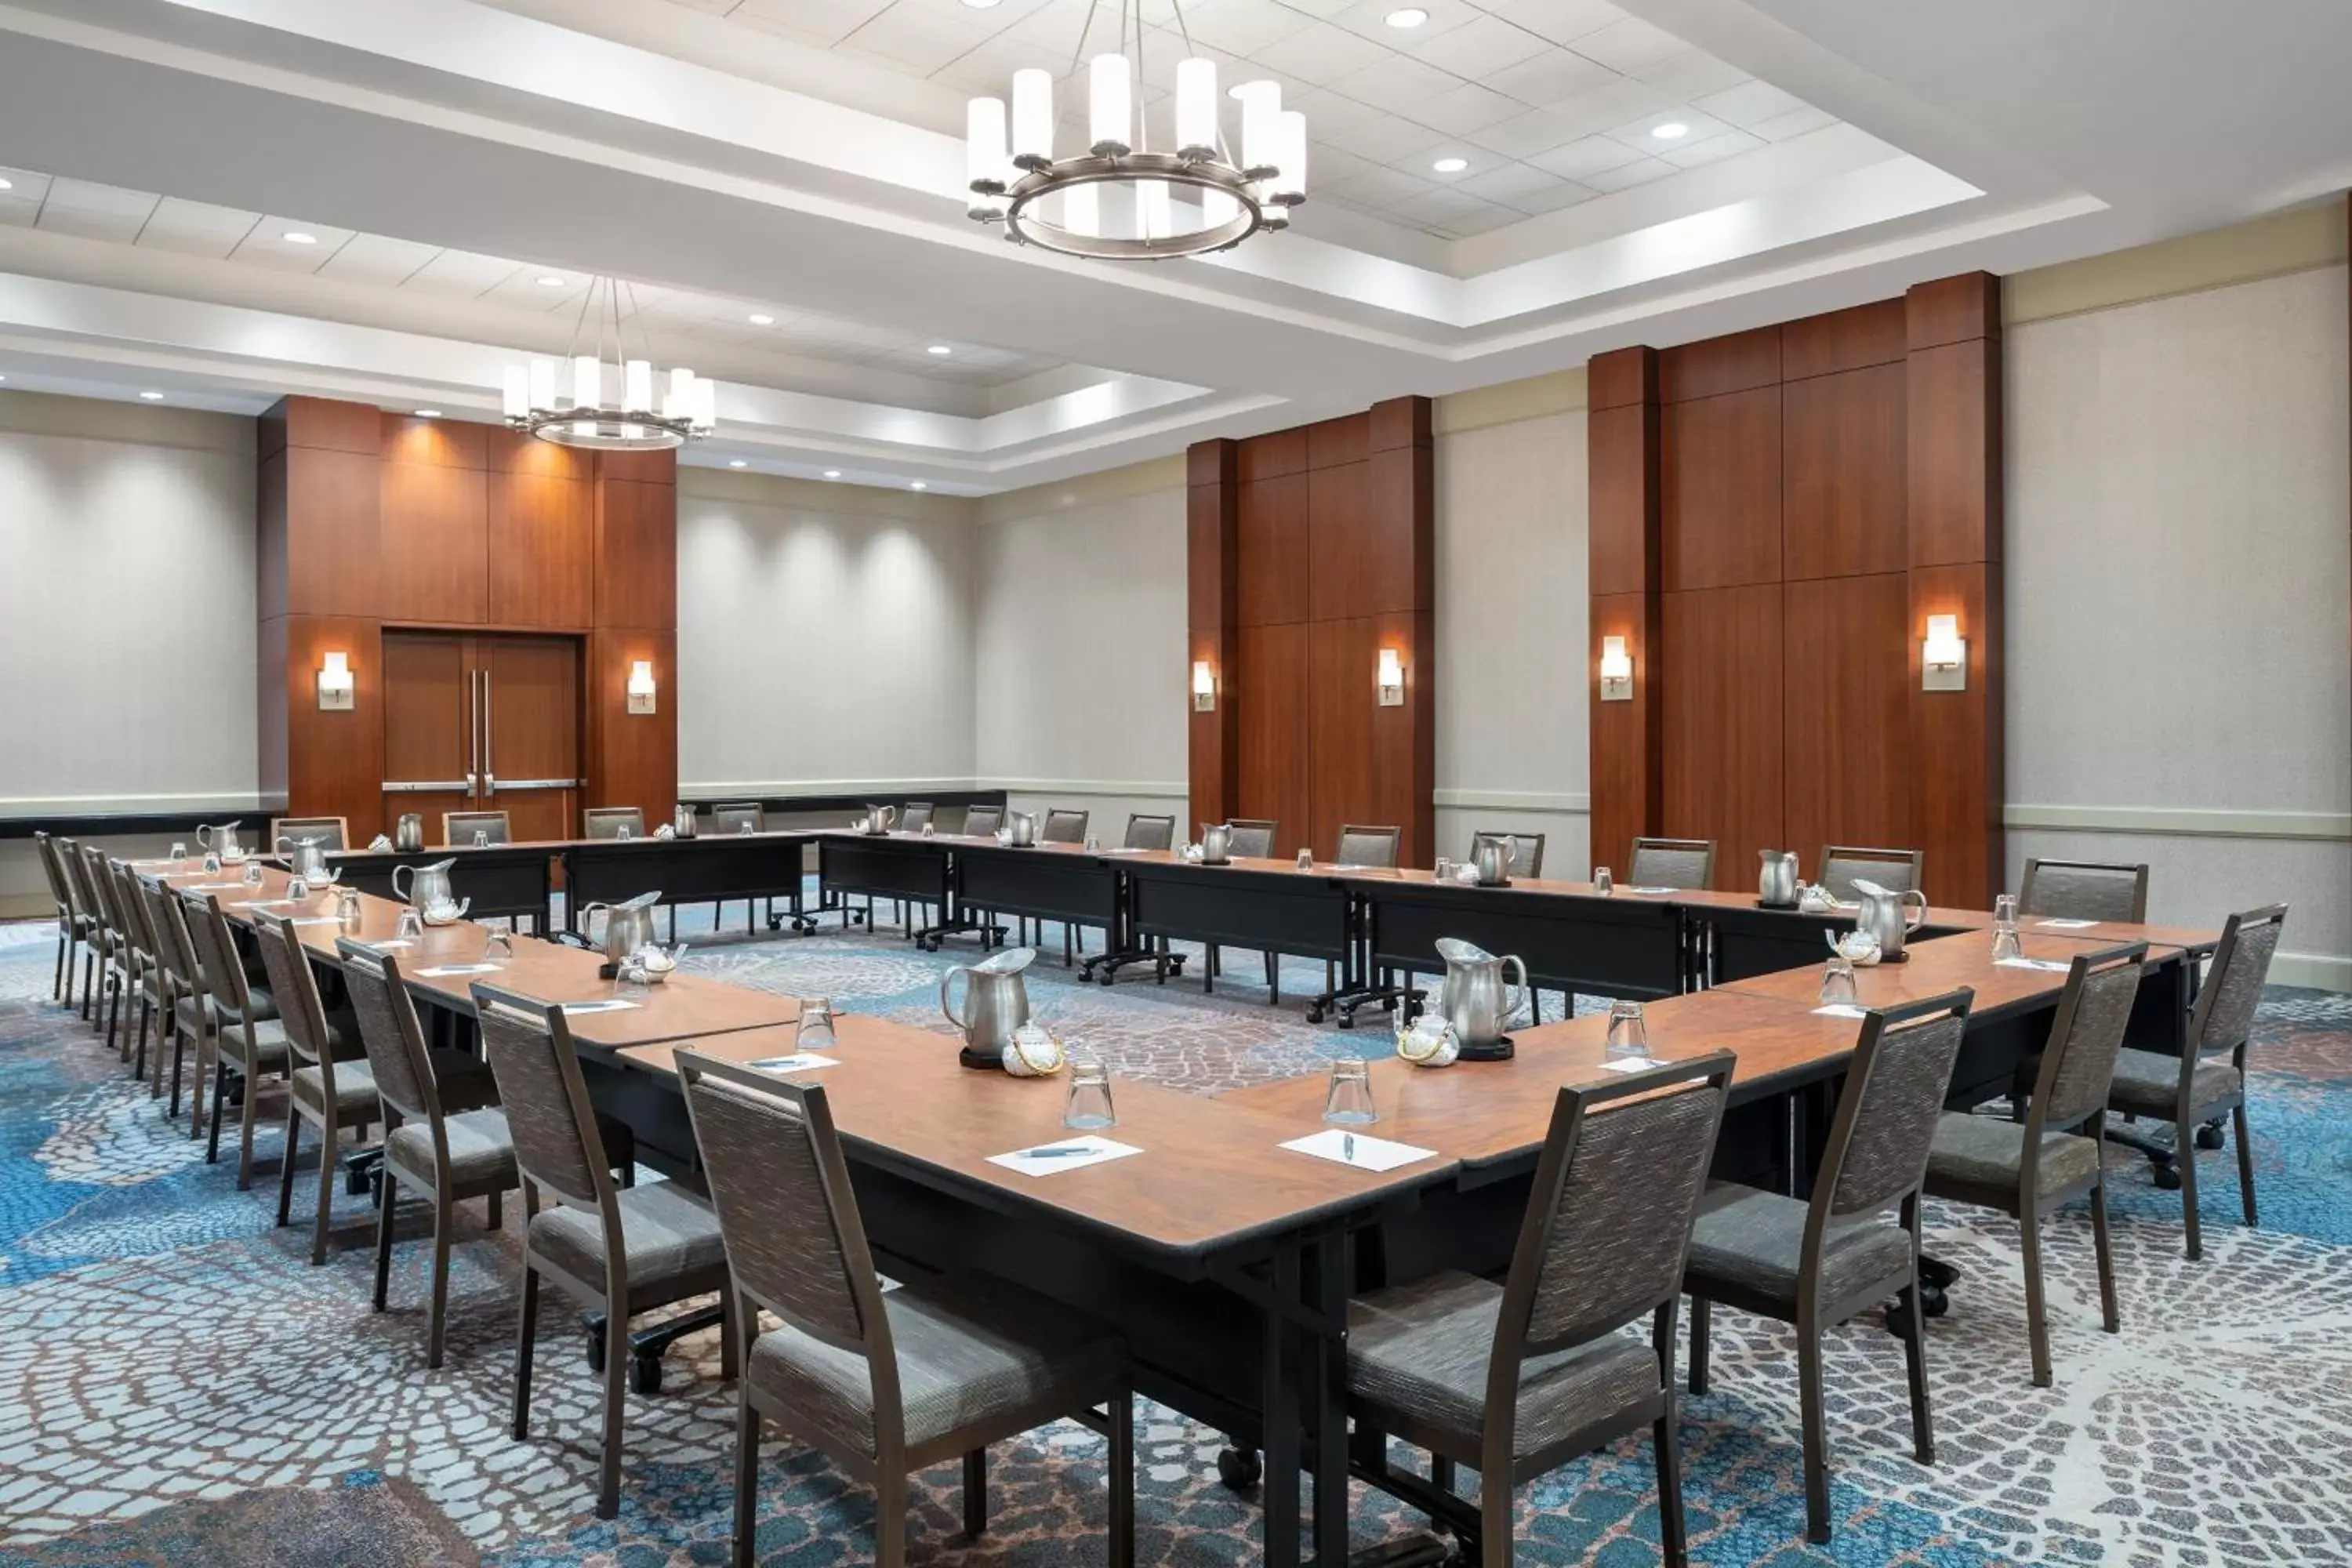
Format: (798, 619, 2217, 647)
(482, 667, 495, 797)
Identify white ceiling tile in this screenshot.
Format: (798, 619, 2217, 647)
(228, 216, 358, 273)
(1463, 105, 1584, 158)
(1279, 0, 1358, 16)
(1454, 158, 1565, 206)
(1434, 203, 1522, 236)
(1323, 165, 1438, 209)
(932, 33, 1074, 93)
(1323, 49, 1460, 106)
(1479, 0, 1625, 47)
(1162, 0, 1319, 56)
(401, 249, 528, 296)
(133, 197, 260, 258)
(1569, 16, 1686, 73)
(1134, 34, 1240, 93)
(1751, 103, 1838, 141)
(1324, 0, 1480, 46)
(1291, 88, 1387, 139)
(0, 165, 53, 227)
(1536, 74, 1674, 138)
(1505, 175, 1596, 213)
(314, 232, 441, 286)
(1525, 132, 1644, 180)
(1323, 113, 1450, 164)
(1386, 186, 1511, 230)
(726, 0, 895, 47)
(1406, 13, 1549, 76)
(838, 2, 1001, 73)
(38, 179, 158, 244)
(1657, 126, 1765, 168)
(1414, 80, 1525, 134)
(664, 0, 736, 12)
(1603, 107, 1731, 152)
(1634, 50, 1748, 102)
(1693, 78, 1806, 129)
(1254, 20, 1393, 85)
(1479, 47, 1615, 109)
(1302, 142, 1379, 187)
(1580, 154, 1674, 191)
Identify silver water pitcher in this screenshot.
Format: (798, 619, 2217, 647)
(1759, 850, 1799, 908)
(941, 946, 1036, 1068)
(1851, 878, 1929, 960)
(673, 804, 698, 838)
(198, 821, 244, 860)
(1200, 823, 1232, 864)
(1435, 937, 1529, 1062)
(1005, 811, 1037, 848)
(582, 890, 662, 969)
(1471, 838, 1513, 887)
(394, 813, 424, 851)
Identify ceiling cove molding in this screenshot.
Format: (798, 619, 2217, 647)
(2004, 198, 2349, 326)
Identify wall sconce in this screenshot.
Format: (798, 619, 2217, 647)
(1922, 614, 1966, 691)
(1598, 635, 1633, 702)
(626, 659, 658, 715)
(1192, 660, 1217, 713)
(1376, 647, 1406, 707)
(316, 650, 354, 711)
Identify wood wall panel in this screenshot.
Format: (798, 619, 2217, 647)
(1906, 271, 2000, 353)
(1907, 337, 2003, 567)
(279, 397, 379, 456)
(1588, 590, 1658, 875)
(1186, 458, 1237, 631)
(381, 415, 487, 470)
(1662, 387, 1781, 590)
(258, 452, 289, 625)
(1305, 414, 1369, 471)
(586, 627, 677, 822)
(1186, 444, 1240, 832)
(1780, 299, 1907, 382)
(491, 468, 594, 626)
(379, 458, 488, 623)
(283, 448, 381, 618)
(1660, 583, 1783, 887)
(1588, 344, 1656, 412)
(1305, 459, 1380, 620)
(1783, 362, 1907, 581)
(593, 477, 677, 630)
(1235, 621, 1312, 858)
(1236, 473, 1309, 626)
(1782, 574, 1911, 869)
(279, 613, 384, 837)
(1588, 402, 1659, 598)
(1908, 564, 2001, 906)
(1306, 611, 1428, 863)
(1237, 426, 1307, 482)
(1661, 325, 1782, 402)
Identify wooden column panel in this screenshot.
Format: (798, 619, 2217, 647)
(1236, 622, 1311, 858)
(1186, 441, 1239, 835)
(1236, 472, 1308, 626)
(487, 431, 593, 627)
(592, 477, 673, 630)
(1783, 361, 1907, 580)
(379, 458, 488, 624)
(1661, 583, 1783, 888)
(282, 446, 381, 618)
(1588, 590, 1657, 877)
(1662, 386, 1782, 590)
(585, 627, 677, 824)
(1908, 565, 2001, 906)
(1588, 347, 1663, 875)
(276, 614, 385, 840)
(1782, 573, 1911, 868)
(1307, 611, 1429, 864)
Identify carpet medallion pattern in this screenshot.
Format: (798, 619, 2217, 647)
(2, 905, 2347, 1566)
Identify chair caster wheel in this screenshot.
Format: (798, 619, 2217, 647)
(1305, 1007, 1324, 1024)
(345, 1163, 372, 1198)
(585, 1327, 605, 1374)
(1336, 1014, 1356, 1029)
(2153, 1162, 2183, 1190)
(1918, 1279, 1948, 1319)
(2194, 1123, 2226, 1150)
(1216, 1446, 1261, 1491)
(1885, 1301, 1917, 1340)
(631, 1354, 662, 1397)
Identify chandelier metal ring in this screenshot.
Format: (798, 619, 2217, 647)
(1000, 154, 1269, 261)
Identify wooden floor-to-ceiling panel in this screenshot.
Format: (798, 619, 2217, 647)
(1236, 473, 1309, 627)
(1661, 583, 1784, 887)
(1662, 387, 1783, 591)
(1782, 573, 1911, 870)
(1236, 622, 1311, 858)
(1783, 362, 1907, 580)
(380, 630, 474, 841)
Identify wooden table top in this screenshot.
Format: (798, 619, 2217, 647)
(615, 1014, 1445, 1260)
(1218, 986, 1862, 1171)
(1715, 928, 2181, 1019)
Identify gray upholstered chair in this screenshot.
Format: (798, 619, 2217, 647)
(255, 913, 372, 1265)
(339, 939, 533, 1368)
(1123, 813, 1175, 851)
(900, 801, 935, 833)
(1819, 845, 1924, 903)
(1926, 943, 2143, 1385)
(1042, 808, 1090, 844)
(34, 832, 85, 1007)
(474, 982, 731, 1519)
(962, 804, 1004, 837)
(58, 839, 107, 1024)
(1683, 989, 1973, 1544)
(712, 801, 767, 834)
(1625, 837, 1714, 890)
(270, 816, 350, 853)
(109, 858, 169, 1085)
(583, 807, 645, 840)
(1468, 830, 1546, 879)
(678, 1051, 1135, 1568)
(1201, 821, 1280, 1000)
(1347, 1053, 1734, 1568)
(178, 890, 289, 1187)
(79, 844, 136, 1058)
(1335, 824, 1402, 868)
(2107, 905, 2285, 1259)
(442, 810, 513, 848)
(2019, 858, 2149, 924)
(135, 875, 203, 1117)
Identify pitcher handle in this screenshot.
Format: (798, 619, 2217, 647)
(198, 823, 216, 850)
(1503, 954, 1530, 1029)
(939, 966, 971, 1029)
(1901, 888, 1929, 930)
(391, 864, 414, 902)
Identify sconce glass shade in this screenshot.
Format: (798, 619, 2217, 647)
(1376, 647, 1406, 706)
(1599, 634, 1633, 701)
(1192, 660, 1216, 711)
(317, 650, 354, 710)
(626, 659, 658, 714)
(1922, 614, 1966, 691)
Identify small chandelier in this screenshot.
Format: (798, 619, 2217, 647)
(499, 276, 715, 451)
(964, 0, 1305, 261)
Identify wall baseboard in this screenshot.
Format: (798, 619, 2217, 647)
(0, 792, 265, 815)
(2273, 951, 2352, 993)
(2004, 804, 2351, 842)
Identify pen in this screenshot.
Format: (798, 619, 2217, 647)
(1344, 1133, 1356, 1162)
(1015, 1145, 1095, 1160)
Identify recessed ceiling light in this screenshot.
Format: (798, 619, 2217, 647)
(747, 313, 774, 325)
(139, 390, 165, 401)
(823, 470, 842, 479)
(413, 408, 442, 419)
(0, 178, 15, 191)
(926, 344, 953, 356)
(728, 459, 747, 468)
(535, 274, 566, 288)
(1650, 122, 1690, 140)
(910, 481, 929, 491)
(281, 230, 318, 245)
(1432, 156, 1468, 173)
(961, 0, 1002, 7)
(1385, 8, 1429, 27)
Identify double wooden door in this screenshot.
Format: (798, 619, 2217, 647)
(382, 632, 582, 846)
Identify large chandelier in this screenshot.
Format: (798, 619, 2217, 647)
(498, 276, 715, 451)
(964, 0, 1305, 261)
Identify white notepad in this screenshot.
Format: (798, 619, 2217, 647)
(416, 963, 504, 978)
(1281, 1127, 1437, 1172)
(746, 1052, 839, 1074)
(1597, 1053, 1667, 1072)
(366, 938, 414, 950)
(234, 898, 305, 909)
(1997, 956, 2074, 972)
(181, 882, 244, 892)
(986, 1135, 1142, 1177)
(289, 916, 342, 927)
(560, 998, 642, 1014)
(2035, 917, 2099, 930)
(1812, 1004, 1868, 1019)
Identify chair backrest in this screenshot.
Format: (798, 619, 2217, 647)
(900, 802, 935, 832)
(178, 891, 255, 1019)
(60, 840, 103, 930)
(1041, 808, 1089, 844)
(1470, 830, 1545, 879)
(31, 832, 74, 916)
(442, 810, 511, 848)
(2019, 857, 2149, 924)
(677, 1053, 892, 1364)
(712, 801, 767, 834)
(470, 982, 619, 1216)
(1223, 819, 1276, 858)
(1123, 813, 1176, 851)
(336, 938, 443, 1127)
(962, 804, 1004, 836)
(136, 875, 198, 995)
(1497, 1053, 1733, 1359)
(1814, 991, 1973, 1223)
(1627, 837, 1714, 889)
(583, 806, 645, 840)
(1335, 825, 1400, 868)
(271, 816, 350, 853)
(2188, 904, 2288, 1059)
(78, 845, 125, 942)
(252, 913, 336, 1073)
(1820, 844, 1923, 903)
(107, 859, 157, 963)
(2028, 942, 2150, 1133)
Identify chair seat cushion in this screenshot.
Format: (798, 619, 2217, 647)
(388, 1106, 517, 1192)
(529, 1178, 726, 1291)
(1925, 1112, 2102, 1201)
(2107, 1047, 2240, 1119)
(748, 1270, 1123, 1461)
(1346, 1269, 1659, 1463)
(291, 1058, 379, 1121)
(1684, 1183, 1913, 1310)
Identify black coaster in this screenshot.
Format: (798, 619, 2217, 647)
(1756, 898, 1800, 911)
(1456, 1034, 1515, 1062)
(959, 1045, 1007, 1070)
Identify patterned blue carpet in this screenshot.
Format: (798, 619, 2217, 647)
(2, 902, 2348, 1567)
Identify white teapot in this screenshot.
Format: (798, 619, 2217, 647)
(1001, 1021, 1066, 1077)
(1396, 1010, 1461, 1069)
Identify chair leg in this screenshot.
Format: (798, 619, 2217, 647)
(1479, 1471, 1514, 1567)
(1654, 1390, 1689, 1568)
(2232, 1101, 2258, 1228)
(511, 1263, 540, 1439)
(419, 1190, 454, 1367)
(1686, 1297, 1710, 1396)
(597, 1302, 628, 1519)
(1898, 1280, 1935, 1463)
(962, 1449, 987, 1539)
(873, 1468, 909, 1568)
(53, 927, 66, 1000)
(236, 1061, 263, 1192)
(1107, 1388, 1134, 1568)
(205, 1058, 227, 1164)
(372, 1176, 397, 1313)
(2176, 1116, 2203, 1260)
(731, 1392, 760, 1568)
(276, 1104, 303, 1229)
(2020, 1207, 2052, 1388)
(311, 1118, 339, 1265)
(486, 1187, 503, 1232)
(2089, 1177, 2119, 1334)
(1797, 1318, 1831, 1544)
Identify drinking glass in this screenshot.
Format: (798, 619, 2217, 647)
(472, 830, 489, 848)
(1592, 866, 1613, 896)
(169, 841, 188, 866)
(1084, 834, 1102, 854)
(1433, 857, 1452, 881)
(1063, 1056, 1116, 1129)
(739, 819, 753, 835)
(1991, 894, 2023, 961)
(242, 858, 265, 887)
(796, 999, 837, 1052)
(1323, 1058, 1377, 1125)
(613, 955, 650, 1001)
(1604, 999, 1649, 1060)
(1819, 956, 1858, 1007)
(1296, 848, 1315, 871)
(336, 886, 362, 925)
(920, 821, 936, 838)
(202, 851, 222, 875)
(482, 928, 514, 964)
(395, 907, 424, 942)
(616, 824, 633, 842)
